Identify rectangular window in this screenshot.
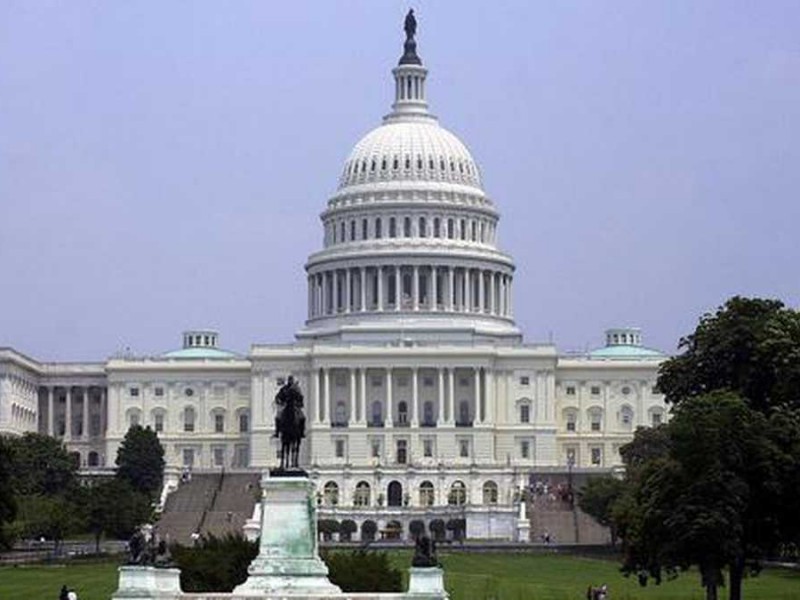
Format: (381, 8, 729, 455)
(521, 440, 530, 459)
(565, 386, 576, 396)
(214, 414, 224, 433)
(154, 413, 164, 433)
(182, 449, 194, 467)
(423, 439, 434, 458)
(371, 439, 381, 458)
(213, 447, 224, 467)
(566, 447, 577, 465)
(154, 387, 164, 397)
(372, 377, 383, 387)
(423, 376, 434, 387)
(239, 413, 249, 433)
(459, 439, 470, 458)
(458, 377, 469, 387)
(652, 412, 662, 426)
(566, 420, 576, 432)
(591, 386, 601, 396)
(591, 447, 602, 466)
(335, 439, 345, 458)
(519, 376, 530, 386)
(396, 440, 407, 464)
(591, 420, 601, 432)
(520, 404, 530, 423)
(130, 387, 140, 397)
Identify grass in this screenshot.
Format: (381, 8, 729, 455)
(0, 552, 798, 599)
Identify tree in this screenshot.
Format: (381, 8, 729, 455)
(429, 519, 446, 541)
(171, 534, 258, 592)
(6, 432, 76, 496)
(0, 437, 17, 549)
(658, 296, 800, 412)
(409, 519, 426, 540)
(317, 519, 340, 541)
(116, 425, 165, 500)
(361, 520, 377, 541)
(15, 494, 84, 554)
(82, 478, 152, 552)
(339, 519, 357, 542)
(322, 549, 403, 592)
(578, 475, 624, 546)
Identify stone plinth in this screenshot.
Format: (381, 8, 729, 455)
(112, 566, 182, 599)
(407, 567, 447, 597)
(233, 472, 341, 595)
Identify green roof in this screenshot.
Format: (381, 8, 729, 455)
(588, 345, 665, 360)
(160, 347, 239, 359)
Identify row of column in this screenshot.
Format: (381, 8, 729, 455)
(308, 265, 512, 319)
(41, 386, 107, 441)
(307, 366, 495, 428)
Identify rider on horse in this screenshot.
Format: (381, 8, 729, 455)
(274, 375, 306, 439)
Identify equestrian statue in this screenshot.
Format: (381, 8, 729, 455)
(273, 375, 306, 471)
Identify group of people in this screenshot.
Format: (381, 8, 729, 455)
(58, 584, 78, 600)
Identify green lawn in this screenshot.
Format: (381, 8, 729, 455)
(0, 553, 797, 600)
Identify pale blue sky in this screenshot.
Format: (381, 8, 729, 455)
(2, 1, 799, 361)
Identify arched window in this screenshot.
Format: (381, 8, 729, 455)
(447, 218, 454, 239)
(448, 481, 467, 506)
(323, 481, 339, 506)
(649, 407, 664, 427)
(482, 481, 498, 505)
(211, 409, 226, 433)
(371, 401, 383, 426)
(588, 407, 603, 432)
(433, 218, 440, 238)
(354, 481, 371, 507)
(87, 451, 100, 467)
(127, 408, 141, 429)
(419, 216, 426, 238)
(563, 408, 578, 432)
(375, 217, 382, 239)
(340, 221, 345, 242)
(350, 220, 355, 241)
(519, 402, 531, 423)
(471, 221, 477, 241)
(389, 217, 396, 238)
(460, 219, 466, 240)
(362, 218, 368, 240)
(387, 481, 403, 507)
(397, 401, 408, 425)
(619, 405, 634, 430)
(404, 217, 411, 237)
(238, 409, 250, 433)
(419, 481, 435, 507)
(183, 407, 195, 432)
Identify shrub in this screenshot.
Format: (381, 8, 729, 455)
(446, 518, 466, 541)
(409, 519, 426, 540)
(429, 519, 446, 541)
(340, 519, 357, 541)
(171, 534, 258, 592)
(361, 520, 377, 541)
(322, 549, 403, 592)
(318, 519, 340, 541)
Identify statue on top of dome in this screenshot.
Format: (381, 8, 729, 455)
(404, 9, 417, 41)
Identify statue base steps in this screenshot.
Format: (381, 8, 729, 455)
(112, 566, 182, 599)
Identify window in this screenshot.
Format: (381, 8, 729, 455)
(213, 447, 224, 467)
(423, 438, 434, 458)
(238, 412, 249, 433)
(185, 387, 194, 397)
(183, 407, 195, 433)
(590, 410, 602, 432)
(565, 386, 576, 396)
(419, 217, 426, 237)
(323, 481, 339, 506)
(483, 481, 498, 505)
(182, 448, 195, 467)
(396, 439, 407, 464)
(404, 217, 411, 237)
(566, 447, 577, 466)
(458, 377, 469, 387)
(362, 218, 368, 239)
(566, 413, 577, 432)
(397, 401, 408, 425)
(370, 401, 383, 426)
(154, 412, 164, 433)
(447, 219, 454, 239)
(354, 481, 371, 506)
(423, 376, 434, 387)
(448, 481, 467, 506)
(622, 386, 631, 396)
(419, 481, 435, 507)
(459, 439, 470, 458)
(335, 439, 345, 458)
(521, 440, 530, 459)
(433, 218, 440, 237)
(591, 447, 602, 466)
(214, 413, 225, 433)
(519, 376, 530, 386)
(375, 218, 382, 239)
(389, 217, 396, 238)
(590, 386, 601, 396)
(651, 411, 663, 426)
(422, 401, 434, 426)
(370, 438, 382, 458)
(129, 411, 140, 428)
(154, 387, 164, 397)
(130, 387, 140, 397)
(350, 220, 355, 241)
(620, 405, 634, 429)
(520, 404, 530, 423)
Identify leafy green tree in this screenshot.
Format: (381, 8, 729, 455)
(317, 519, 340, 541)
(171, 534, 258, 592)
(6, 432, 76, 496)
(322, 549, 403, 592)
(115, 425, 165, 500)
(578, 475, 624, 546)
(0, 437, 18, 549)
(81, 478, 152, 552)
(658, 296, 800, 412)
(339, 519, 357, 542)
(15, 494, 84, 554)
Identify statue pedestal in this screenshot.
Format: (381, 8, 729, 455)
(233, 472, 341, 595)
(407, 567, 447, 597)
(112, 566, 182, 599)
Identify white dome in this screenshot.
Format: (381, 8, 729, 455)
(338, 120, 483, 191)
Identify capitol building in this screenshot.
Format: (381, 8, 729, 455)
(0, 19, 668, 540)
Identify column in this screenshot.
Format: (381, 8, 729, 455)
(349, 369, 356, 425)
(101, 387, 107, 434)
(82, 387, 89, 439)
(431, 266, 438, 311)
(47, 386, 54, 436)
(447, 267, 454, 311)
(412, 265, 419, 311)
(360, 267, 367, 311)
(64, 387, 72, 440)
(447, 369, 455, 425)
(508, 276, 513, 316)
(478, 269, 485, 313)
(411, 368, 419, 427)
(345, 268, 352, 313)
(313, 369, 322, 424)
(385, 368, 393, 426)
(394, 266, 401, 311)
(474, 368, 481, 424)
(437, 369, 444, 426)
(377, 266, 384, 310)
(359, 368, 367, 424)
(323, 368, 331, 425)
(307, 276, 313, 319)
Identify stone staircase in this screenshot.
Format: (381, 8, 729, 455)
(526, 490, 611, 545)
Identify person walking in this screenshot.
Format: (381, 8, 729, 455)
(59, 585, 69, 600)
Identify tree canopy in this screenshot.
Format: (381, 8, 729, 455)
(115, 425, 165, 500)
(5, 432, 76, 496)
(0, 437, 18, 548)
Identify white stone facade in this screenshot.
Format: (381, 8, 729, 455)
(0, 27, 668, 540)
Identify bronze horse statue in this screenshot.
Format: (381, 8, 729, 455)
(274, 376, 306, 471)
